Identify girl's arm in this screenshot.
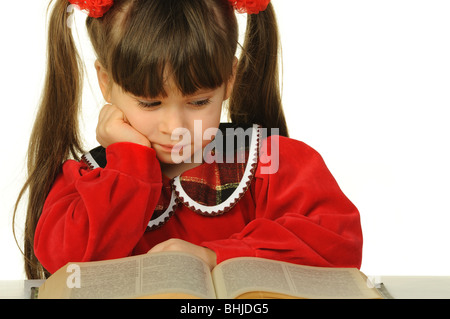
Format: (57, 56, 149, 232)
(34, 142, 162, 274)
(201, 136, 363, 269)
(35, 104, 158, 273)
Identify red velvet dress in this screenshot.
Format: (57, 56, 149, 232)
(35, 124, 363, 274)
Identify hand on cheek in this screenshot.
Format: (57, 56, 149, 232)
(96, 104, 151, 148)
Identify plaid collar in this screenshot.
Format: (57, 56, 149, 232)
(81, 123, 261, 231)
(149, 123, 261, 230)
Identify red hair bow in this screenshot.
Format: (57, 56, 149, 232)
(68, 0, 114, 18)
(68, 0, 270, 18)
(229, 0, 271, 14)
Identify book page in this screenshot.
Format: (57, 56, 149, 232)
(139, 252, 216, 299)
(39, 252, 216, 299)
(69, 257, 141, 299)
(212, 257, 294, 299)
(212, 257, 381, 299)
(283, 263, 380, 299)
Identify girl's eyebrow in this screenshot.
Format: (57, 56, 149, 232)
(130, 87, 218, 100)
(193, 88, 214, 93)
(129, 92, 161, 100)
(185, 88, 216, 96)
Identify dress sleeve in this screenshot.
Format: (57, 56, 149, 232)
(202, 136, 363, 269)
(34, 142, 163, 273)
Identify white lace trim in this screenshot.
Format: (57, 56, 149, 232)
(81, 152, 100, 170)
(172, 124, 260, 216)
(147, 190, 178, 229)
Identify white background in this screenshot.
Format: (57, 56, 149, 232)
(1, 0, 449, 280)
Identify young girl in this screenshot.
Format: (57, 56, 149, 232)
(17, 0, 363, 279)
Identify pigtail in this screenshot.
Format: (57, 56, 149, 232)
(14, 0, 84, 279)
(229, 3, 289, 137)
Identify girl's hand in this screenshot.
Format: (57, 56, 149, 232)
(96, 104, 151, 148)
(147, 239, 217, 270)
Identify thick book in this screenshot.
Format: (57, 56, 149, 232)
(37, 252, 382, 299)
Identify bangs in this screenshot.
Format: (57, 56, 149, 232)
(109, 0, 237, 98)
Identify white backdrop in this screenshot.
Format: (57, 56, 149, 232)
(1, 0, 449, 280)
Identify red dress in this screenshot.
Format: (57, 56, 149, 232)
(35, 124, 363, 274)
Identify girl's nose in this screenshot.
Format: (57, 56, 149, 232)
(158, 106, 185, 137)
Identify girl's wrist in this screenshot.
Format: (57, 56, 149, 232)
(105, 142, 162, 183)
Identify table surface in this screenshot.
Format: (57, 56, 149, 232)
(1, 276, 449, 299)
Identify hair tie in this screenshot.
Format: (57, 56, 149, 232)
(68, 0, 114, 18)
(68, 0, 270, 18)
(229, 0, 271, 14)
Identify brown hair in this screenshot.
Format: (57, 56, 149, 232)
(14, 0, 288, 279)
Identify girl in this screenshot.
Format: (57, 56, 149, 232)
(17, 0, 363, 279)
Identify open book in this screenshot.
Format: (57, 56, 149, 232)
(37, 252, 382, 299)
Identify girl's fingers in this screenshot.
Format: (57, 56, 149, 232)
(96, 104, 151, 148)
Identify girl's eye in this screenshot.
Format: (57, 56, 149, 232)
(189, 99, 211, 107)
(137, 98, 211, 109)
(138, 101, 161, 109)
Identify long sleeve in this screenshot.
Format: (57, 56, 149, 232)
(34, 142, 163, 273)
(202, 136, 363, 269)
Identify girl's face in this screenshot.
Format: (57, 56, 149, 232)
(96, 62, 234, 166)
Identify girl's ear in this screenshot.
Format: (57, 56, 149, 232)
(224, 57, 238, 101)
(95, 60, 112, 103)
